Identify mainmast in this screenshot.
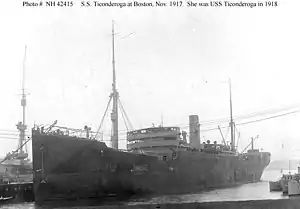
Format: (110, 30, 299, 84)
(110, 20, 119, 149)
(229, 78, 235, 152)
(16, 46, 28, 157)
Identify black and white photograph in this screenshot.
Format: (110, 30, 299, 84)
(0, 0, 300, 208)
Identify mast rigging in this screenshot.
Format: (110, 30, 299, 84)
(229, 78, 235, 152)
(111, 20, 119, 149)
(16, 45, 29, 158)
(94, 21, 134, 149)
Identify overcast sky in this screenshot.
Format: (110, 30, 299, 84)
(0, 0, 300, 161)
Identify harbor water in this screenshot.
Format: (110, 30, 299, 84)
(1, 169, 298, 209)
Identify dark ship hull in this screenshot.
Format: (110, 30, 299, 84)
(32, 128, 271, 203)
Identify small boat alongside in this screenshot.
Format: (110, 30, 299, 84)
(0, 181, 34, 203)
(288, 179, 300, 196)
(268, 173, 293, 193)
(288, 168, 300, 196)
(269, 160, 296, 194)
(269, 180, 281, 191)
(0, 196, 13, 204)
(269, 166, 300, 196)
(281, 174, 293, 194)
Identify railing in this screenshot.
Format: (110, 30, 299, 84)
(127, 139, 180, 150)
(127, 127, 180, 136)
(32, 125, 93, 139)
(127, 131, 180, 141)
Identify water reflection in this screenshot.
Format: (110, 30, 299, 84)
(126, 169, 293, 205)
(127, 181, 288, 205)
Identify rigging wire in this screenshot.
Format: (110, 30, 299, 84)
(0, 129, 21, 133)
(2, 102, 297, 135)
(94, 96, 112, 139)
(0, 136, 32, 164)
(235, 126, 241, 151)
(0, 136, 20, 140)
(0, 107, 298, 143)
(1, 107, 299, 140)
(95, 108, 300, 142)
(240, 135, 259, 154)
(176, 104, 300, 128)
(118, 98, 134, 130)
(237, 109, 300, 126)
(201, 109, 300, 132)
(1, 104, 300, 139)
(119, 101, 129, 131)
(208, 103, 300, 123)
(0, 132, 21, 136)
(1, 103, 300, 136)
(224, 126, 230, 141)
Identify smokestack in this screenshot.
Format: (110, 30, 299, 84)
(182, 131, 187, 142)
(189, 115, 201, 149)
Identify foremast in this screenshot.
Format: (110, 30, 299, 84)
(229, 78, 235, 153)
(16, 46, 29, 159)
(110, 21, 119, 150)
(95, 21, 133, 149)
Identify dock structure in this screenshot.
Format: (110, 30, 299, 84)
(52, 199, 300, 209)
(0, 46, 34, 205)
(0, 182, 34, 203)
